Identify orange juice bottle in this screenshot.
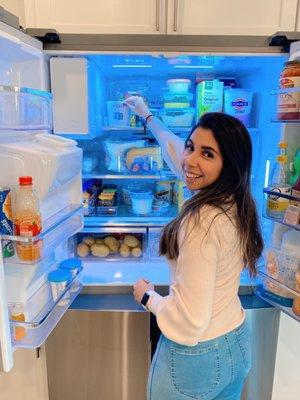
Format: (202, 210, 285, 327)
(14, 176, 42, 262)
(10, 303, 26, 341)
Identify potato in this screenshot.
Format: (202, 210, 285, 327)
(104, 236, 120, 252)
(131, 247, 142, 258)
(77, 242, 90, 257)
(124, 234, 140, 248)
(120, 243, 130, 258)
(91, 243, 110, 257)
(95, 238, 104, 245)
(82, 236, 95, 246)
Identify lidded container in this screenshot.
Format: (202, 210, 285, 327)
(277, 60, 300, 120)
(48, 269, 72, 305)
(167, 79, 191, 93)
(163, 92, 193, 108)
(59, 258, 82, 278)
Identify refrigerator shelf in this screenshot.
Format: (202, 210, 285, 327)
(10, 269, 83, 349)
(256, 271, 300, 323)
(0, 86, 53, 130)
(270, 88, 300, 123)
(1, 205, 83, 265)
(84, 204, 178, 226)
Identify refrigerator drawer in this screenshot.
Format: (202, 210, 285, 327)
(9, 269, 83, 349)
(147, 227, 162, 261)
(76, 227, 147, 262)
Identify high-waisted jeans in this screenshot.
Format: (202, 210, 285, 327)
(147, 320, 251, 400)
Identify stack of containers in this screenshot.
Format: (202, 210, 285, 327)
(159, 79, 195, 127)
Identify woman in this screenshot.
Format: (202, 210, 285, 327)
(124, 96, 263, 400)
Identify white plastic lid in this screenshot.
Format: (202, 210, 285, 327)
(167, 79, 191, 84)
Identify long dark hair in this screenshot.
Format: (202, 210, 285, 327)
(159, 112, 263, 277)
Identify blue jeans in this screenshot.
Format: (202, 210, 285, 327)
(147, 321, 251, 400)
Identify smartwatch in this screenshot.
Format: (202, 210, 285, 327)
(141, 291, 151, 311)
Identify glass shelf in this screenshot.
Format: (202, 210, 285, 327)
(1, 205, 83, 265)
(262, 188, 300, 230)
(84, 204, 178, 226)
(10, 269, 83, 349)
(82, 169, 176, 180)
(256, 271, 300, 323)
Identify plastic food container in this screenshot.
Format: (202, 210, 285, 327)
(224, 89, 253, 127)
(163, 92, 193, 108)
(106, 101, 130, 127)
(131, 192, 154, 215)
(152, 199, 169, 215)
(59, 258, 82, 278)
(48, 269, 72, 306)
(159, 107, 195, 127)
(167, 79, 191, 93)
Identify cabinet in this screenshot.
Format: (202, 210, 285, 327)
(24, 0, 298, 36)
(24, 0, 166, 34)
(166, 0, 299, 35)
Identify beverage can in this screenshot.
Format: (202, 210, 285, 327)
(0, 187, 15, 258)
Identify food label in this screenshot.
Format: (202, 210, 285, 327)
(267, 186, 291, 213)
(278, 77, 300, 114)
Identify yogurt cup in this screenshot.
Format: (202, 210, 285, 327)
(48, 269, 72, 306)
(224, 89, 253, 127)
(59, 258, 82, 293)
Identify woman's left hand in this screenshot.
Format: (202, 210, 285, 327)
(133, 279, 154, 303)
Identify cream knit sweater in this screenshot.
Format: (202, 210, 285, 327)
(146, 117, 245, 346)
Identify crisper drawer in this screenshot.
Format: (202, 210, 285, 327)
(10, 269, 83, 348)
(147, 227, 162, 261)
(76, 227, 147, 261)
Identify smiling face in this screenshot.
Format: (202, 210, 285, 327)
(183, 127, 224, 190)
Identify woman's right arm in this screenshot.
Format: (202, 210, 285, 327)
(123, 96, 185, 180)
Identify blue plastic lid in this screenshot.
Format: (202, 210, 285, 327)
(59, 258, 82, 271)
(48, 269, 71, 283)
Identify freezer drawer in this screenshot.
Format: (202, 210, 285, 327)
(76, 226, 147, 261)
(46, 307, 150, 400)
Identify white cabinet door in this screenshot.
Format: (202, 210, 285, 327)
(167, 0, 298, 35)
(24, 0, 166, 34)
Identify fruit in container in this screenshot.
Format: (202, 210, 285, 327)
(124, 234, 140, 248)
(104, 236, 120, 253)
(82, 236, 95, 246)
(77, 242, 90, 257)
(131, 247, 142, 257)
(120, 243, 130, 258)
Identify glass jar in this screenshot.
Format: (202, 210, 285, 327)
(278, 60, 300, 120)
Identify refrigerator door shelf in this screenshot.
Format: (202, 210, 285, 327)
(263, 188, 300, 231)
(271, 88, 300, 123)
(0, 87, 52, 130)
(10, 269, 83, 349)
(255, 271, 300, 323)
(1, 205, 83, 265)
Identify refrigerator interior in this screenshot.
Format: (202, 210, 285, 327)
(47, 52, 289, 284)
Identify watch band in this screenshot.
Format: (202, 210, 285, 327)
(141, 291, 150, 310)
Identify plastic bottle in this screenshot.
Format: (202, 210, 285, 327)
(277, 141, 288, 157)
(10, 303, 26, 341)
(289, 148, 300, 186)
(267, 155, 292, 219)
(14, 176, 42, 262)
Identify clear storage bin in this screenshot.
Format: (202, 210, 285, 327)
(147, 227, 162, 261)
(262, 247, 300, 290)
(163, 92, 193, 108)
(0, 86, 52, 130)
(10, 269, 82, 348)
(76, 228, 146, 261)
(159, 108, 195, 127)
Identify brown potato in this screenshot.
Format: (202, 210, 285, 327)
(120, 243, 130, 258)
(131, 247, 142, 258)
(91, 243, 110, 257)
(104, 236, 120, 252)
(124, 234, 140, 248)
(77, 242, 90, 257)
(82, 236, 95, 246)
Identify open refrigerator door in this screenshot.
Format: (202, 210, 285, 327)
(0, 22, 83, 372)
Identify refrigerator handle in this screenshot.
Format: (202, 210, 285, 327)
(156, 0, 160, 32)
(173, 0, 178, 32)
(0, 244, 14, 372)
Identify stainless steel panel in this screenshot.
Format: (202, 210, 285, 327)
(46, 310, 150, 400)
(242, 308, 280, 400)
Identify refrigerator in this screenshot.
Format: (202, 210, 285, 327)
(0, 19, 300, 400)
